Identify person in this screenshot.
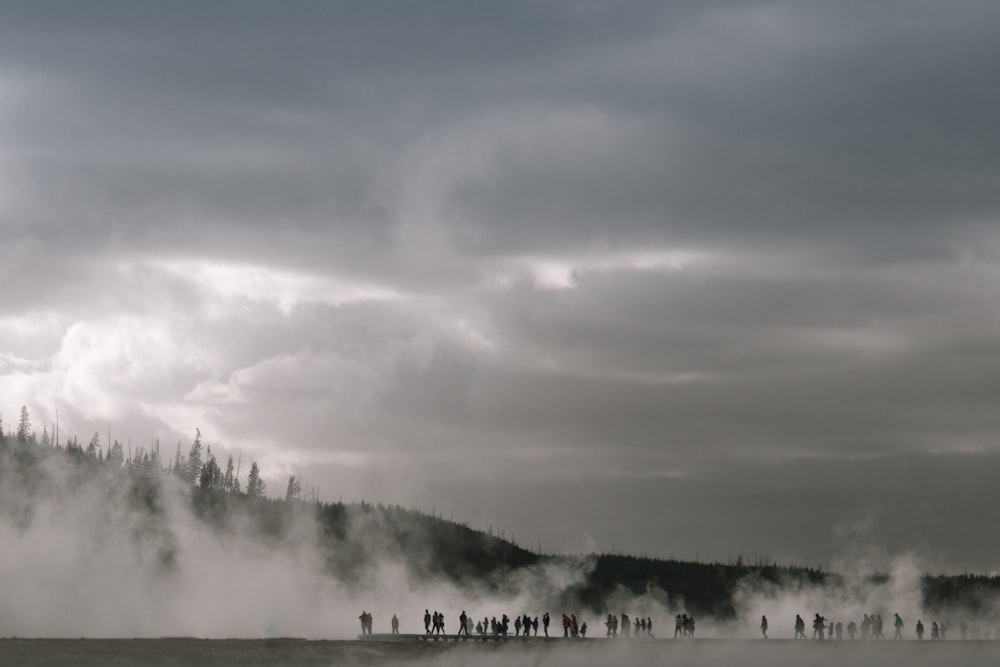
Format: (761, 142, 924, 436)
(606, 614, 615, 637)
(514, 616, 522, 636)
(675, 615, 684, 638)
(562, 613, 571, 638)
(847, 621, 857, 639)
(391, 614, 399, 635)
(647, 617, 654, 638)
(794, 614, 806, 639)
(424, 609, 431, 635)
(580, 622, 588, 638)
(760, 615, 768, 639)
(621, 613, 630, 638)
(543, 612, 550, 637)
(874, 614, 884, 639)
(476, 620, 483, 636)
(931, 622, 939, 640)
(634, 617, 641, 638)
(894, 613, 904, 640)
(458, 611, 469, 636)
(916, 620, 924, 640)
(359, 611, 369, 635)
(571, 614, 579, 638)
(813, 614, 825, 639)
(533, 616, 539, 636)
(861, 614, 870, 640)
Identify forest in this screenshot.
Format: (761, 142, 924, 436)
(2, 405, 999, 622)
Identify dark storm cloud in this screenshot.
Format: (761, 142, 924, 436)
(3, 1, 1000, 569)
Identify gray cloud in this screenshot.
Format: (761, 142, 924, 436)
(3, 1, 1000, 569)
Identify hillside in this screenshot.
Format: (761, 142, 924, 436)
(2, 425, 998, 625)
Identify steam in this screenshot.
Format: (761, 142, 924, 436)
(3, 439, 1000, 642)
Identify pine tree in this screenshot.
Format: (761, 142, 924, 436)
(172, 442, 187, 480)
(246, 461, 265, 499)
(223, 455, 236, 493)
(186, 429, 203, 486)
(199, 446, 222, 490)
(108, 440, 125, 468)
(285, 475, 302, 502)
(86, 432, 100, 458)
(16, 405, 31, 443)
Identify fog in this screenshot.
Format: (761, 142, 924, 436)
(3, 441, 999, 644)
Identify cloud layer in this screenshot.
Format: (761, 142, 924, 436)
(3, 1, 1000, 569)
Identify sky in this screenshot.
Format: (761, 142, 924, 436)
(2, 1, 1000, 572)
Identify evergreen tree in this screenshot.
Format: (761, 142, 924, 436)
(108, 439, 125, 468)
(40, 426, 51, 447)
(223, 455, 236, 493)
(246, 461, 265, 499)
(86, 432, 100, 458)
(172, 442, 187, 480)
(186, 429, 203, 486)
(199, 446, 223, 490)
(16, 405, 31, 443)
(285, 475, 302, 502)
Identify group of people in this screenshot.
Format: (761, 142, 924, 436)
(357, 611, 374, 635)
(786, 613, 949, 640)
(604, 613, 655, 638)
(362, 609, 666, 639)
(422, 609, 565, 638)
(675, 614, 696, 638)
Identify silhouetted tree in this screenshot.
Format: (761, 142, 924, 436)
(246, 461, 265, 499)
(199, 446, 223, 490)
(108, 439, 125, 468)
(16, 405, 31, 443)
(86, 432, 100, 458)
(186, 429, 203, 486)
(285, 475, 302, 502)
(223, 454, 236, 493)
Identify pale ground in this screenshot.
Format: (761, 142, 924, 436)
(1, 638, 999, 667)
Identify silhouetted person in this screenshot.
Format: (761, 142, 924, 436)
(675, 615, 683, 638)
(543, 612, 550, 637)
(813, 614, 825, 639)
(514, 616, 522, 636)
(931, 622, 939, 640)
(794, 614, 806, 639)
(894, 613, 904, 639)
(424, 609, 431, 635)
(847, 620, 857, 639)
(580, 622, 588, 638)
(458, 611, 469, 636)
(861, 614, 871, 639)
(916, 620, 924, 640)
(391, 614, 399, 635)
(647, 617, 654, 638)
(359, 611, 368, 635)
(760, 615, 768, 639)
(533, 616, 539, 636)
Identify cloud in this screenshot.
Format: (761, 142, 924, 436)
(2, 1, 1000, 569)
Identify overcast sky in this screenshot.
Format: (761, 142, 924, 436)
(3, 1, 1000, 572)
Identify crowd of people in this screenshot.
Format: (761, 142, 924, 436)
(785, 612, 950, 640)
(360, 608, 978, 641)
(358, 609, 666, 639)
